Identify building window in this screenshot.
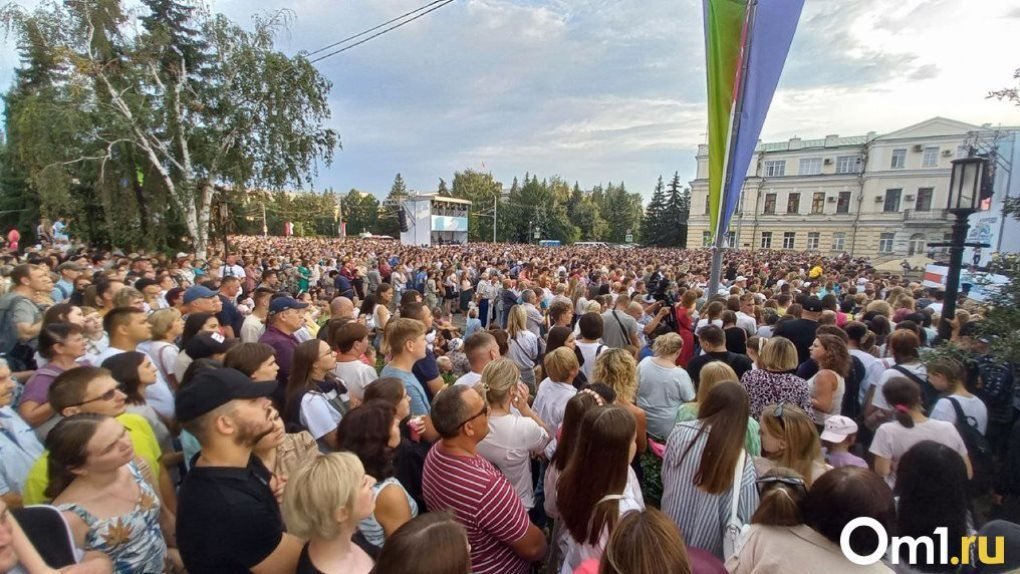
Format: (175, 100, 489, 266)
(760, 232, 772, 249)
(763, 193, 776, 215)
(915, 187, 933, 211)
(884, 189, 902, 213)
(891, 149, 907, 169)
(783, 232, 796, 250)
(725, 231, 736, 247)
(764, 160, 786, 177)
(799, 158, 822, 176)
(836, 191, 851, 214)
(786, 193, 800, 214)
(832, 232, 845, 251)
(836, 156, 861, 174)
(811, 192, 825, 214)
(704, 196, 711, 215)
(879, 232, 895, 253)
(908, 233, 926, 256)
(702, 231, 712, 246)
(922, 147, 939, 168)
(807, 232, 820, 250)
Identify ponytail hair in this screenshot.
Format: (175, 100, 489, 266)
(751, 467, 807, 526)
(45, 413, 107, 501)
(478, 358, 519, 406)
(882, 377, 920, 429)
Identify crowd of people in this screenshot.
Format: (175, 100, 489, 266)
(0, 232, 1018, 574)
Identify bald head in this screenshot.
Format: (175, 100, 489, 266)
(330, 296, 355, 320)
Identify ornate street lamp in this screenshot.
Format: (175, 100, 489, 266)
(938, 157, 987, 341)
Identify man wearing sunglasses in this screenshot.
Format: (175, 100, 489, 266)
(19, 366, 163, 506)
(422, 385, 546, 574)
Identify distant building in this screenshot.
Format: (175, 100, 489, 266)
(686, 117, 1019, 261)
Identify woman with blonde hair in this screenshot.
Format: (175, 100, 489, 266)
(143, 308, 184, 389)
(757, 402, 829, 487)
(675, 361, 760, 456)
(506, 304, 544, 392)
(739, 337, 813, 420)
(576, 507, 692, 574)
(636, 333, 694, 440)
(593, 348, 647, 455)
(282, 452, 375, 574)
(475, 358, 549, 509)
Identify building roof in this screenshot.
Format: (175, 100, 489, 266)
(758, 135, 870, 153)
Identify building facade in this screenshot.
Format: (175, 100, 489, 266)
(685, 117, 1008, 260)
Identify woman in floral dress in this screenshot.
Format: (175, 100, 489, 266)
(48, 413, 176, 573)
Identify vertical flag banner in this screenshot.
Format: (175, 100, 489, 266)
(718, 0, 805, 237)
(703, 0, 747, 237)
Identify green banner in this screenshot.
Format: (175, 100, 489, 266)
(703, 0, 747, 236)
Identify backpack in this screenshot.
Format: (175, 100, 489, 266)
(891, 365, 940, 414)
(974, 356, 1015, 417)
(947, 397, 995, 497)
(0, 293, 38, 371)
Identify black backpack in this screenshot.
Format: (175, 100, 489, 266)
(947, 397, 995, 497)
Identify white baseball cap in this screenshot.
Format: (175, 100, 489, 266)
(820, 415, 859, 443)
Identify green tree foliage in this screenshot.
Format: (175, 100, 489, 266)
(0, 1, 338, 252)
(342, 190, 381, 236)
(661, 172, 691, 248)
(451, 169, 501, 243)
(378, 173, 408, 237)
(595, 182, 643, 243)
(642, 176, 667, 246)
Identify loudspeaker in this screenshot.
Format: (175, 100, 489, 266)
(398, 208, 409, 232)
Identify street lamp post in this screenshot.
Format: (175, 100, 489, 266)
(937, 157, 987, 342)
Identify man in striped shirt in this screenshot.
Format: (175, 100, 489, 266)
(422, 385, 546, 574)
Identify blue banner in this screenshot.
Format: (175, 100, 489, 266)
(718, 0, 805, 238)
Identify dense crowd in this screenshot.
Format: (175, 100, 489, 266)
(0, 232, 1018, 574)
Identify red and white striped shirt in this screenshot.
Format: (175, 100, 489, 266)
(422, 444, 531, 574)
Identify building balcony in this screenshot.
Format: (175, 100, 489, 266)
(902, 208, 948, 222)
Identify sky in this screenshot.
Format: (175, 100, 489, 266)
(2, 0, 1020, 201)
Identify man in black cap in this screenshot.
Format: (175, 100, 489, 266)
(175, 368, 302, 574)
(774, 294, 822, 364)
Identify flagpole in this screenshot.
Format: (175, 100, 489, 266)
(708, 0, 758, 296)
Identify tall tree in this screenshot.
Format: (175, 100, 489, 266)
(379, 173, 409, 237)
(1, 2, 339, 253)
(451, 169, 502, 243)
(642, 176, 667, 246)
(661, 172, 690, 247)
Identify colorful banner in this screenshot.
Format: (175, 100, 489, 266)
(718, 0, 805, 237)
(703, 0, 747, 237)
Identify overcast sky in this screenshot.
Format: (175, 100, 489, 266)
(3, 0, 1020, 199)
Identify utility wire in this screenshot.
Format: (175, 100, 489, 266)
(309, 0, 455, 63)
(305, 0, 451, 57)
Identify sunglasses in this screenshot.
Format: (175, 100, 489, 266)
(70, 386, 121, 407)
(457, 403, 489, 429)
(756, 475, 807, 495)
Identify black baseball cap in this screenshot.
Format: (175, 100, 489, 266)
(185, 332, 237, 360)
(175, 368, 277, 422)
(803, 296, 824, 313)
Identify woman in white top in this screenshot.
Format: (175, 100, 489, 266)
(284, 339, 343, 451)
(506, 305, 544, 391)
(636, 333, 694, 440)
(806, 335, 848, 426)
(927, 357, 989, 435)
(361, 283, 393, 351)
(143, 309, 184, 389)
(476, 359, 550, 509)
(694, 300, 724, 336)
(574, 311, 606, 383)
(556, 405, 643, 573)
(571, 283, 589, 318)
(869, 377, 972, 489)
(865, 330, 926, 431)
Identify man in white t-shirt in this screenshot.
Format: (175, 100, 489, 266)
(454, 332, 500, 387)
(332, 322, 379, 403)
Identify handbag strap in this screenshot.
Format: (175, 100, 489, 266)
(611, 311, 631, 344)
(729, 449, 746, 524)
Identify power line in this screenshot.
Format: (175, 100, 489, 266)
(305, 0, 451, 57)
(309, 0, 455, 63)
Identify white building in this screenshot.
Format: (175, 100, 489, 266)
(686, 117, 1019, 261)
